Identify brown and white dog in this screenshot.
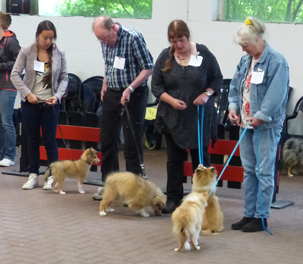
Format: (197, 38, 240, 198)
(172, 191, 208, 252)
(99, 171, 167, 217)
(44, 148, 100, 194)
(192, 164, 224, 235)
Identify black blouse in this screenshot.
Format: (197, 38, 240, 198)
(151, 43, 223, 149)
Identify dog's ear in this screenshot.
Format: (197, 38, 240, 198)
(194, 164, 205, 178)
(209, 166, 217, 176)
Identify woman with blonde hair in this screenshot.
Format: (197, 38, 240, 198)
(11, 20, 68, 190)
(228, 17, 289, 232)
(0, 11, 20, 167)
(152, 20, 223, 213)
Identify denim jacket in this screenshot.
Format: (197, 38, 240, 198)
(228, 42, 289, 129)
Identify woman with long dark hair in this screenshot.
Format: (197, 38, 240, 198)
(11, 20, 68, 190)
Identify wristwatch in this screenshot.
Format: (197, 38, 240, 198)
(205, 90, 212, 96)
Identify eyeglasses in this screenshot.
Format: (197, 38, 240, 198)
(99, 29, 111, 43)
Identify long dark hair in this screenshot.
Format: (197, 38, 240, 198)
(36, 20, 57, 86)
(162, 20, 190, 72)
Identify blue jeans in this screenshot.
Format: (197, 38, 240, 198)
(239, 126, 282, 218)
(21, 101, 59, 174)
(0, 89, 17, 161)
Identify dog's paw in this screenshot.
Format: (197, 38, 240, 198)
(174, 248, 180, 252)
(106, 208, 115, 212)
(60, 191, 66, 195)
(99, 211, 107, 216)
(196, 246, 200, 250)
(79, 190, 85, 194)
(289, 174, 294, 177)
(141, 213, 150, 217)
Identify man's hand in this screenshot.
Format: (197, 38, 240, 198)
(101, 86, 107, 101)
(229, 109, 239, 125)
(121, 87, 132, 106)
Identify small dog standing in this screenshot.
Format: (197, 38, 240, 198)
(172, 191, 208, 252)
(192, 164, 224, 235)
(44, 148, 100, 194)
(282, 137, 303, 177)
(99, 171, 167, 217)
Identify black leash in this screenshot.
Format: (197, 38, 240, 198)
(121, 100, 147, 179)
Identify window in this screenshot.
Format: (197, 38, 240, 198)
(39, 0, 152, 18)
(221, 0, 303, 23)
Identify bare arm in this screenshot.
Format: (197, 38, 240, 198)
(121, 68, 153, 105)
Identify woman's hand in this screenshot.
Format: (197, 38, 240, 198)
(45, 96, 58, 105)
(171, 98, 187, 110)
(193, 93, 209, 105)
(27, 93, 40, 104)
(246, 117, 263, 127)
(229, 109, 240, 125)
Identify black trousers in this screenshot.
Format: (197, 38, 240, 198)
(165, 133, 210, 203)
(100, 85, 148, 181)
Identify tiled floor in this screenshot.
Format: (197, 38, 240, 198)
(1, 147, 303, 264)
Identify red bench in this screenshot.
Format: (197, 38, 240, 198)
(40, 125, 102, 165)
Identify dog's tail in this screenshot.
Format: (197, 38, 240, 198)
(173, 223, 191, 250)
(44, 168, 51, 183)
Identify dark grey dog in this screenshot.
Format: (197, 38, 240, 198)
(282, 138, 303, 177)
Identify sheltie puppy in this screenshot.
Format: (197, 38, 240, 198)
(99, 172, 167, 217)
(44, 148, 100, 194)
(172, 191, 208, 252)
(192, 164, 224, 235)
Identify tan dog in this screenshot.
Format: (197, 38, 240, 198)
(192, 164, 224, 235)
(44, 148, 100, 194)
(172, 191, 208, 252)
(99, 172, 167, 217)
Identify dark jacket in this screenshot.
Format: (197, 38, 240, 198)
(152, 44, 223, 149)
(0, 30, 20, 90)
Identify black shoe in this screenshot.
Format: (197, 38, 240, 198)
(231, 217, 254, 230)
(241, 218, 267, 232)
(162, 200, 179, 214)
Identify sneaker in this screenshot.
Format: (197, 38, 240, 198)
(241, 218, 267, 232)
(92, 187, 104, 200)
(231, 217, 254, 230)
(22, 173, 39, 190)
(43, 176, 54, 190)
(0, 158, 15, 167)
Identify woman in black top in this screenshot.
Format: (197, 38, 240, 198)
(152, 20, 223, 213)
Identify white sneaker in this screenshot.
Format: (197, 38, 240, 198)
(0, 158, 15, 167)
(22, 173, 39, 190)
(43, 176, 54, 190)
(92, 187, 104, 200)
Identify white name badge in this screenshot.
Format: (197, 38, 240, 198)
(188, 55, 203, 67)
(251, 71, 264, 84)
(34, 60, 45, 72)
(113, 56, 125, 70)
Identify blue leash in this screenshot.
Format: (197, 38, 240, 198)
(256, 127, 273, 235)
(209, 123, 250, 196)
(197, 105, 204, 165)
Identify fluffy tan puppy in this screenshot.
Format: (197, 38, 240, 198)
(192, 164, 224, 235)
(44, 148, 100, 194)
(99, 172, 167, 217)
(172, 191, 208, 252)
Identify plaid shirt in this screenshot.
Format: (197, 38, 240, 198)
(101, 24, 153, 91)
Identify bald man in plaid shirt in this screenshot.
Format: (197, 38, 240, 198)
(93, 15, 153, 189)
